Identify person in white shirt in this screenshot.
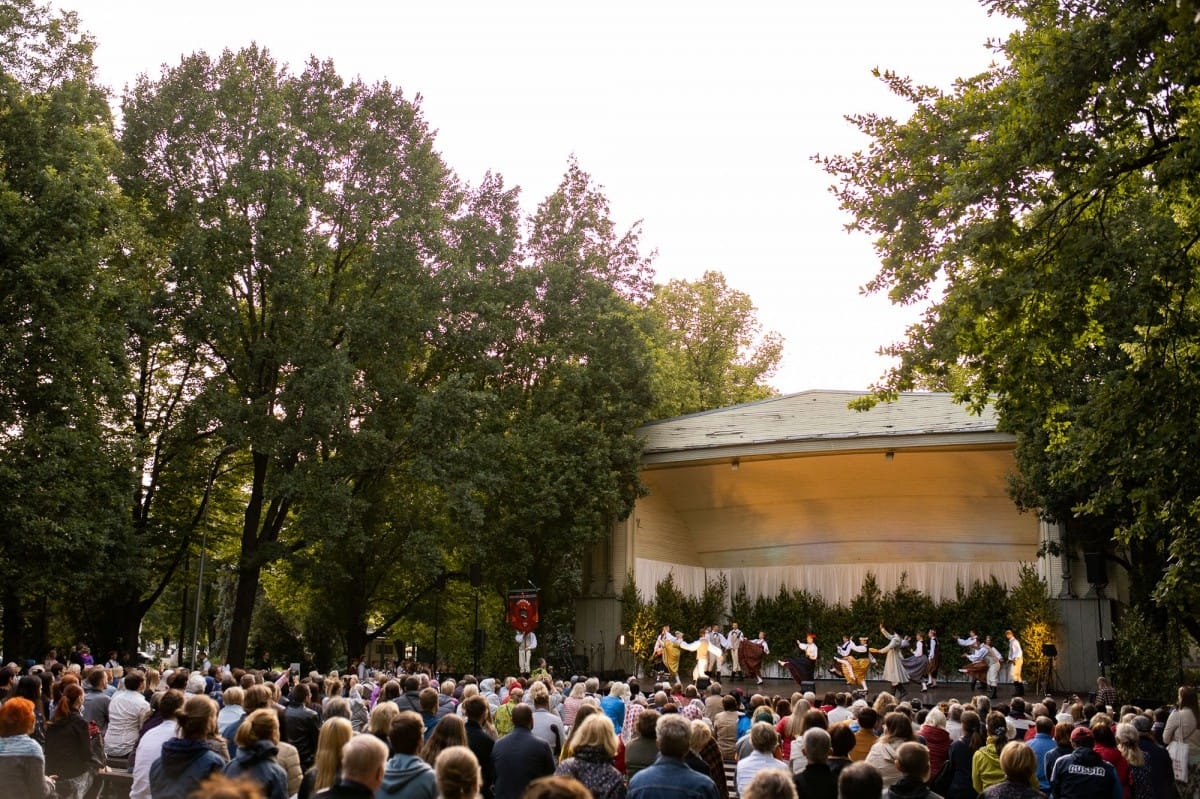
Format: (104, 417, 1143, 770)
(1005, 629, 1024, 696)
(735, 722, 788, 795)
(727, 623, 746, 679)
(678, 628, 710, 681)
(960, 639, 991, 692)
(743, 631, 770, 685)
(921, 629, 941, 691)
(833, 635, 856, 685)
(653, 626, 681, 680)
(706, 626, 728, 677)
(104, 672, 151, 759)
(984, 636, 1003, 698)
(515, 630, 537, 674)
(780, 633, 818, 688)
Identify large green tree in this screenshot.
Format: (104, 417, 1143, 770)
(0, 0, 134, 660)
(119, 46, 464, 666)
(645, 270, 783, 418)
(823, 0, 1200, 640)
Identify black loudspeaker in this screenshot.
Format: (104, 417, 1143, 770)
(1096, 638, 1116, 663)
(469, 562, 482, 587)
(1084, 552, 1108, 586)
(1041, 644, 1058, 658)
(474, 629, 486, 651)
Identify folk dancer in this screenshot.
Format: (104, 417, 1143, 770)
(516, 629, 537, 674)
(870, 624, 909, 698)
(900, 631, 929, 689)
(653, 626, 681, 679)
(956, 630, 979, 649)
(1005, 628, 1024, 696)
(832, 635, 856, 684)
(850, 636, 874, 695)
(780, 632, 818, 688)
(678, 627, 710, 681)
(960, 639, 990, 691)
(921, 629, 941, 691)
(740, 631, 770, 685)
(706, 625, 728, 678)
(984, 636, 1003, 698)
(727, 623, 746, 679)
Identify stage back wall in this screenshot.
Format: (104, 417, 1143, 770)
(620, 391, 1044, 605)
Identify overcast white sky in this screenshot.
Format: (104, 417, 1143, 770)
(70, 0, 1013, 394)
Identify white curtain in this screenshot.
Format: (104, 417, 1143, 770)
(635, 557, 1024, 605)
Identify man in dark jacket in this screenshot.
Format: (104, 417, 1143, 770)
(793, 727, 837, 799)
(1048, 726, 1121, 799)
(490, 704, 554, 799)
(284, 683, 322, 772)
(379, 711, 437, 799)
(464, 695, 496, 799)
(394, 675, 423, 714)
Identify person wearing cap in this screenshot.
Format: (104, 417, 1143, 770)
(1048, 725, 1121, 799)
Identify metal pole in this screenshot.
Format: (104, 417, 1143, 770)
(433, 589, 440, 677)
(190, 524, 208, 671)
(178, 549, 189, 667)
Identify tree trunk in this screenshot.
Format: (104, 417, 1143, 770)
(89, 596, 151, 666)
(3, 588, 26, 664)
(226, 452, 272, 669)
(226, 562, 261, 669)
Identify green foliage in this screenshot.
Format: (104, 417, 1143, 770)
(821, 0, 1200, 645)
(1111, 604, 1182, 706)
(0, 0, 138, 659)
(1008, 564, 1061, 683)
(625, 570, 1051, 679)
(643, 271, 783, 418)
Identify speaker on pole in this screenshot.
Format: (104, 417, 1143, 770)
(1084, 552, 1108, 586)
(469, 562, 482, 587)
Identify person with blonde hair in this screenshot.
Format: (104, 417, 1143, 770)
(690, 718, 730, 799)
(298, 716, 353, 799)
(223, 708, 288, 799)
(370, 701, 402, 751)
(435, 745, 481, 799)
(553, 713, 625, 799)
(979, 740, 1041, 799)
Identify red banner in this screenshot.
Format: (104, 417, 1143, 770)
(506, 590, 539, 633)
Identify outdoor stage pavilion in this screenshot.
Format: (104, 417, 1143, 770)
(575, 390, 1120, 692)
